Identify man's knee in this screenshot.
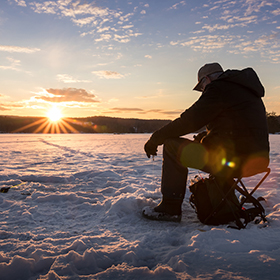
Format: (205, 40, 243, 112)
(163, 137, 192, 155)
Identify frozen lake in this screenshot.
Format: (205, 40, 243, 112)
(0, 133, 279, 280)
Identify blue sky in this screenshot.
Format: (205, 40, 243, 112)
(1, 0, 280, 119)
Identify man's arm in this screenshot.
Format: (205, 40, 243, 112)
(144, 83, 224, 157)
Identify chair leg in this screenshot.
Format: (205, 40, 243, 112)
(248, 168, 270, 197)
(238, 168, 270, 207)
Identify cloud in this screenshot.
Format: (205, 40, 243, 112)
(119, 12, 134, 22)
(272, 8, 280, 16)
(0, 104, 11, 111)
(122, 25, 134, 29)
(36, 88, 99, 103)
(202, 24, 231, 32)
(168, 1, 186, 10)
(57, 74, 91, 83)
(0, 45, 40, 53)
(110, 107, 144, 113)
(30, 1, 57, 14)
(153, 109, 182, 116)
(171, 27, 280, 62)
(179, 35, 231, 52)
(0, 57, 21, 71)
(0, 100, 26, 111)
(113, 34, 130, 43)
(191, 0, 277, 37)
(254, 32, 280, 46)
(21, 0, 142, 45)
(225, 32, 280, 63)
(243, 0, 272, 16)
(106, 107, 182, 117)
(72, 16, 98, 27)
(145, 55, 152, 59)
(170, 41, 180, 46)
(92, 70, 124, 79)
(95, 34, 112, 42)
(14, 0, 26, 7)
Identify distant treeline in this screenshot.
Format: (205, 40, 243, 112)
(266, 112, 280, 134)
(0, 113, 280, 134)
(0, 115, 171, 134)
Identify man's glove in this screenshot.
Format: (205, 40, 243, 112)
(144, 139, 158, 158)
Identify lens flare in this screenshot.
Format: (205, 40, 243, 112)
(221, 158, 236, 168)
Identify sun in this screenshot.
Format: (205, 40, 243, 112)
(47, 106, 63, 122)
(13, 106, 79, 133)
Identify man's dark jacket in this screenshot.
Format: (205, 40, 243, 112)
(150, 68, 270, 170)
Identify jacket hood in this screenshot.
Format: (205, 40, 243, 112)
(218, 68, 265, 97)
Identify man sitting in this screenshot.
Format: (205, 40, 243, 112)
(143, 63, 270, 222)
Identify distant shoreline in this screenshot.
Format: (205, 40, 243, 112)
(0, 115, 171, 134)
(1, 114, 279, 134)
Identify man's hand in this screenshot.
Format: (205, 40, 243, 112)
(144, 139, 158, 158)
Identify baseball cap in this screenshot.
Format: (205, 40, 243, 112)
(193, 62, 224, 91)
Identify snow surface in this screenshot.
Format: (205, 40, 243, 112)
(0, 133, 279, 280)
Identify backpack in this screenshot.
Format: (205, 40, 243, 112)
(189, 175, 266, 229)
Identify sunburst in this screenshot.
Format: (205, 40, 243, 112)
(47, 106, 63, 122)
(13, 106, 79, 133)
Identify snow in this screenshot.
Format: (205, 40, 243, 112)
(0, 133, 279, 280)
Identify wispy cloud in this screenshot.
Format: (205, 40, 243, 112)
(0, 100, 26, 111)
(0, 56, 34, 74)
(35, 88, 99, 103)
(106, 107, 182, 117)
(92, 70, 124, 79)
(230, 32, 280, 63)
(0, 105, 10, 111)
(271, 8, 280, 16)
(110, 107, 144, 113)
(168, 0, 280, 62)
(174, 31, 280, 62)
(243, 0, 272, 16)
(168, 1, 186, 11)
(57, 74, 91, 83)
(177, 35, 233, 52)
(14, 0, 26, 7)
(0, 57, 21, 71)
(17, 0, 143, 45)
(202, 24, 231, 32)
(0, 45, 40, 53)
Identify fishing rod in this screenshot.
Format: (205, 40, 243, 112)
(0, 182, 26, 193)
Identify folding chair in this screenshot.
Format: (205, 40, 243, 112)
(192, 165, 271, 229)
(235, 168, 270, 205)
(216, 167, 271, 229)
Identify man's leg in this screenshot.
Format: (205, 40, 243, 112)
(143, 137, 209, 220)
(161, 137, 209, 199)
(160, 138, 189, 201)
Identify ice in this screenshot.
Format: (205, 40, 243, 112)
(0, 133, 279, 280)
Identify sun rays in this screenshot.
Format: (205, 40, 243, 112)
(13, 117, 80, 134)
(13, 105, 79, 134)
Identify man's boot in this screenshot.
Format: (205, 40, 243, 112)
(142, 196, 183, 222)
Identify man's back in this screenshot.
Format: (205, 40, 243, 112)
(200, 68, 269, 157)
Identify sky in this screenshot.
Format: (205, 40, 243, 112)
(0, 0, 280, 120)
